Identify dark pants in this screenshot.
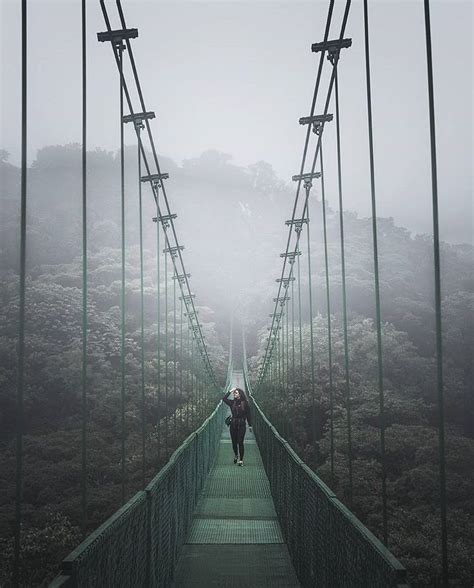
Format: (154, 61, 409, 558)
(230, 419, 246, 459)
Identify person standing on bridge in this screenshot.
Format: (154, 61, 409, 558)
(223, 387, 252, 466)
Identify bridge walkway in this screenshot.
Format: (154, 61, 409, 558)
(172, 372, 299, 587)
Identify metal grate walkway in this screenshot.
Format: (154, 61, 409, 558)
(172, 378, 300, 587)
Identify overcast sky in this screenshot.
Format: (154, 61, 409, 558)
(1, 0, 472, 243)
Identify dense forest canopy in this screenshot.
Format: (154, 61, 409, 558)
(0, 145, 472, 585)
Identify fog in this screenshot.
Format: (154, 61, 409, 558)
(1, 0, 472, 245)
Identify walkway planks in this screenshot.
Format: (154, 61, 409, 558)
(172, 377, 300, 587)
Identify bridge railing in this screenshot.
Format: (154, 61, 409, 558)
(50, 397, 226, 587)
(243, 366, 408, 588)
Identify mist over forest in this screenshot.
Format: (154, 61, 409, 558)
(0, 144, 473, 585)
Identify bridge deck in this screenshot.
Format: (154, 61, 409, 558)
(172, 380, 300, 586)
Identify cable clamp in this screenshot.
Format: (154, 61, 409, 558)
(141, 173, 169, 189)
(152, 213, 177, 224)
(97, 28, 138, 45)
(173, 273, 191, 283)
(311, 37, 351, 57)
(123, 111, 155, 130)
(163, 245, 184, 257)
(299, 113, 333, 135)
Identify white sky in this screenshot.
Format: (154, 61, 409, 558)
(1, 0, 472, 243)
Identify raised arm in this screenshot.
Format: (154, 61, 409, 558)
(222, 389, 233, 407)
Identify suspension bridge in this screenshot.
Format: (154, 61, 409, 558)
(8, 0, 455, 586)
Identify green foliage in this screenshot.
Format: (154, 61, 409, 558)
(251, 309, 474, 585)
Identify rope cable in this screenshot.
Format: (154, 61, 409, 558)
(138, 126, 146, 489)
(14, 0, 28, 583)
(81, 0, 88, 535)
(363, 0, 387, 544)
(99, 0, 217, 391)
(424, 1, 448, 583)
(114, 0, 216, 385)
(319, 136, 335, 484)
(333, 58, 353, 507)
(257, 0, 336, 384)
(258, 1, 351, 386)
(164, 243, 169, 455)
(119, 43, 126, 505)
(305, 198, 317, 451)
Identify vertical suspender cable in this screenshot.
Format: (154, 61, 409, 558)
(291, 266, 296, 442)
(306, 201, 317, 451)
(334, 59, 353, 507)
(320, 138, 335, 484)
(180, 296, 183, 428)
(173, 266, 177, 445)
(256, 0, 335, 391)
(138, 127, 146, 489)
(164, 246, 169, 454)
(186, 321, 190, 432)
(423, 1, 448, 584)
(191, 331, 195, 427)
(285, 299, 289, 392)
(281, 309, 285, 397)
(156, 199, 161, 458)
(118, 43, 126, 505)
(14, 1, 28, 584)
(81, 0, 88, 533)
(297, 247, 303, 385)
(291, 265, 296, 382)
(363, 0, 387, 545)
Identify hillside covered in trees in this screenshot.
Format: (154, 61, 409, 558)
(0, 145, 472, 585)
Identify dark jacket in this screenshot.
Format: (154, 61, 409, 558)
(222, 391, 252, 427)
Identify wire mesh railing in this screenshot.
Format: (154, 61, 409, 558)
(49, 397, 226, 588)
(243, 358, 408, 588)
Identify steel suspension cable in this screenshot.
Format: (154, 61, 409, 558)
(258, 1, 351, 386)
(186, 322, 190, 432)
(363, 0, 387, 545)
(138, 126, 146, 489)
(286, 299, 290, 393)
(81, 0, 88, 535)
(155, 199, 161, 456)
(291, 265, 296, 441)
(164, 244, 169, 455)
(173, 264, 177, 446)
(319, 136, 335, 484)
(99, 2, 217, 391)
(14, 1, 28, 583)
(297, 246, 303, 384)
(114, 0, 216, 385)
(333, 57, 353, 507)
(257, 0, 335, 385)
(424, 1, 448, 584)
(180, 296, 183, 426)
(118, 43, 126, 505)
(191, 332, 195, 427)
(305, 198, 317, 450)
